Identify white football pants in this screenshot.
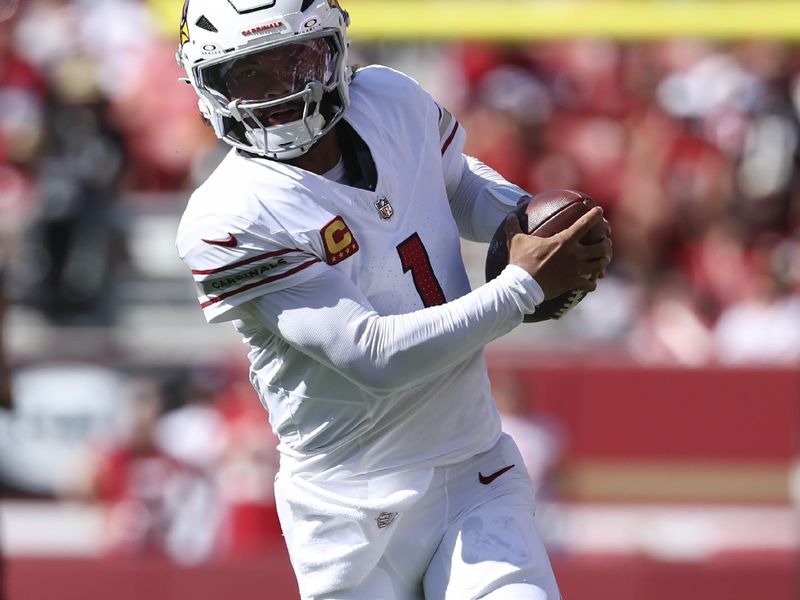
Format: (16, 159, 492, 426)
(275, 433, 561, 599)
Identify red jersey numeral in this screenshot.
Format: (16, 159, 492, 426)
(397, 233, 446, 307)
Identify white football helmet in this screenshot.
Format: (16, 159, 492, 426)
(177, 0, 352, 160)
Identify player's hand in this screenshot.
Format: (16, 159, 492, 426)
(505, 207, 612, 300)
(596, 217, 612, 280)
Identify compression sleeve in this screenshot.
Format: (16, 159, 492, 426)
(241, 263, 543, 395)
(448, 155, 531, 243)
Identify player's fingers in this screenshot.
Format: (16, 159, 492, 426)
(578, 256, 611, 276)
(563, 206, 604, 240)
(577, 238, 613, 261)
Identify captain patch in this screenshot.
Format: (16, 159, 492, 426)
(321, 216, 359, 265)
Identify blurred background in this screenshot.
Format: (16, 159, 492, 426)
(1, 1, 799, 599)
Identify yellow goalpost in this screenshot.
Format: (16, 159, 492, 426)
(342, 0, 800, 41)
(145, 1, 800, 41)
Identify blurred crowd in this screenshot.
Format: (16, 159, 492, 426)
(0, 0, 216, 325)
(2, 1, 799, 363)
(0, 360, 285, 563)
(445, 40, 800, 365)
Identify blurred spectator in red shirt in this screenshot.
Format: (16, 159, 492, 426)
(91, 377, 223, 564)
(194, 359, 283, 556)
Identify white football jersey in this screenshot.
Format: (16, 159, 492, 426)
(177, 66, 506, 481)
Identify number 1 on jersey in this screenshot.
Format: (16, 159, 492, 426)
(397, 233, 446, 307)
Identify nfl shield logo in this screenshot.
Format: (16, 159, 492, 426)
(376, 511, 397, 529)
(375, 196, 394, 220)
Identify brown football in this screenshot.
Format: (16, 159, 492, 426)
(485, 189, 605, 322)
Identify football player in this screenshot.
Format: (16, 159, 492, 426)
(176, 1, 611, 598)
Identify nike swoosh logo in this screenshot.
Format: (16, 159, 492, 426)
(479, 464, 515, 485)
(202, 233, 238, 248)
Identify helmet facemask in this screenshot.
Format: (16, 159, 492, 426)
(194, 31, 349, 160)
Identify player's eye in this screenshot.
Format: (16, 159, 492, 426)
(236, 68, 259, 80)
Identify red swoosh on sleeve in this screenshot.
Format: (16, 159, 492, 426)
(202, 233, 238, 248)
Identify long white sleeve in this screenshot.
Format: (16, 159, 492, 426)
(448, 155, 531, 243)
(241, 263, 543, 395)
